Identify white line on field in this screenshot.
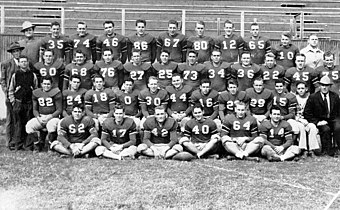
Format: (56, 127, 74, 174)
(196, 162, 336, 196)
(324, 190, 340, 210)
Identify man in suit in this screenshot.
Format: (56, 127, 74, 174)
(304, 75, 340, 156)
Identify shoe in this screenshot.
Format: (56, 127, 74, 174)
(244, 156, 260, 162)
(301, 151, 308, 159)
(226, 155, 237, 161)
(207, 154, 220, 159)
(293, 156, 300, 162)
(138, 156, 152, 160)
(60, 154, 69, 158)
(309, 150, 316, 158)
(268, 156, 281, 162)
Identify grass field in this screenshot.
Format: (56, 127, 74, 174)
(1, 146, 340, 210)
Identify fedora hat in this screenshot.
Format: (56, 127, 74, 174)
(319, 75, 333, 85)
(7, 42, 24, 53)
(21, 21, 35, 32)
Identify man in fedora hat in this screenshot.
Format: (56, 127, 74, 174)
(0, 42, 24, 150)
(304, 75, 340, 157)
(18, 21, 40, 65)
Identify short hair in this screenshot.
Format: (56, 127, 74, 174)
(196, 21, 205, 27)
(124, 78, 134, 84)
(50, 21, 60, 27)
(192, 103, 204, 111)
(270, 105, 281, 114)
(234, 101, 246, 108)
(75, 49, 85, 55)
(114, 104, 125, 112)
(224, 20, 234, 27)
(103, 20, 114, 27)
(227, 79, 238, 87)
(308, 33, 318, 39)
(200, 79, 211, 86)
(43, 49, 54, 55)
(274, 79, 285, 85)
(187, 50, 197, 56)
(241, 51, 251, 57)
(77, 21, 87, 27)
(132, 48, 141, 55)
(211, 49, 222, 54)
(18, 55, 28, 60)
(102, 48, 113, 54)
(282, 32, 292, 39)
(265, 52, 275, 58)
(148, 76, 158, 83)
(41, 75, 53, 84)
(160, 49, 170, 56)
(324, 51, 334, 59)
(172, 73, 182, 78)
(296, 81, 307, 88)
(136, 19, 146, 26)
(253, 77, 263, 84)
(69, 74, 81, 82)
(296, 53, 306, 59)
(72, 103, 85, 112)
(92, 74, 104, 82)
(168, 20, 178, 27)
(250, 22, 259, 28)
(155, 105, 165, 112)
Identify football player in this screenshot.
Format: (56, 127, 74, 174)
(260, 52, 286, 90)
(51, 103, 100, 157)
(95, 104, 138, 160)
(260, 106, 300, 161)
(96, 20, 127, 63)
(214, 19, 244, 63)
(127, 19, 156, 63)
(69, 21, 97, 63)
(40, 21, 71, 64)
(156, 20, 187, 63)
(272, 32, 299, 70)
(221, 101, 264, 161)
(203, 49, 231, 92)
(152, 50, 178, 88)
(26, 76, 62, 152)
(230, 51, 263, 91)
(243, 23, 271, 65)
(187, 21, 214, 63)
(64, 50, 95, 90)
(180, 104, 222, 158)
(137, 106, 183, 159)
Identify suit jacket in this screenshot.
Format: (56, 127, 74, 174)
(304, 90, 340, 124)
(0, 58, 20, 97)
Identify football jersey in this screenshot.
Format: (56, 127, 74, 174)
(40, 35, 71, 63)
(246, 88, 273, 115)
(190, 89, 219, 117)
(69, 33, 97, 62)
(177, 62, 205, 89)
(33, 87, 62, 115)
(187, 35, 214, 63)
(96, 33, 127, 62)
(115, 89, 140, 116)
(316, 65, 340, 95)
(123, 62, 152, 91)
(272, 44, 299, 70)
(62, 88, 87, 115)
(152, 61, 178, 88)
(214, 34, 244, 63)
(166, 85, 193, 114)
(139, 88, 169, 116)
(128, 33, 156, 62)
(203, 61, 231, 92)
(34, 59, 65, 89)
(243, 36, 271, 65)
(221, 114, 258, 138)
(184, 118, 218, 143)
(157, 32, 187, 63)
(272, 91, 297, 120)
(64, 62, 95, 90)
(259, 120, 293, 147)
(284, 66, 318, 93)
(84, 88, 116, 114)
(218, 90, 249, 116)
(101, 117, 137, 145)
(59, 115, 96, 143)
(93, 60, 124, 88)
(260, 64, 286, 90)
(143, 117, 178, 144)
(230, 63, 263, 91)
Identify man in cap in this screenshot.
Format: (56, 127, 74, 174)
(304, 76, 340, 156)
(18, 21, 40, 65)
(0, 42, 24, 150)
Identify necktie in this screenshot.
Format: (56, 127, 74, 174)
(323, 93, 329, 118)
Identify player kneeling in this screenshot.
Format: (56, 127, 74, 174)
(259, 106, 300, 161)
(179, 104, 223, 159)
(221, 101, 264, 161)
(137, 106, 183, 159)
(95, 105, 138, 160)
(50, 103, 100, 157)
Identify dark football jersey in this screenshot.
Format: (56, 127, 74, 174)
(157, 32, 187, 63)
(272, 91, 297, 120)
(84, 88, 116, 114)
(316, 65, 340, 95)
(62, 88, 87, 115)
(184, 118, 218, 143)
(221, 114, 258, 138)
(152, 61, 178, 88)
(190, 89, 219, 116)
(243, 36, 271, 65)
(218, 90, 249, 116)
(272, 44, 299, 70)
(260, 64, 286, 90)
(64, 62, 95, 90)
(139, 88, 169, 116)
(284, 66, 318, 93)
(101, 117, 137, 145)
(96, 33, 127, 62)
(246, 88, 273, 115)
(93, 60, 124, 88)
(116, 89, 140, 116)
(123, 62, 152, 91)
(34, 59, 65, 89)
(177, 62, 205, 89)
(40, 35, 71, 63)
(33, 87, 61, 115)
(259, 120, 293, 147)
(166, 85, 193, 114)
(230, 63, 263, 91)
(187, 35, 214, 63)
(69, 33, 97, 61)
(214, 33, 244, 63)
(59, 115, 96, 143)
(143, 117, 178, 144)
(128, 33, 156, 62)
(203, 61, 231, 92)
